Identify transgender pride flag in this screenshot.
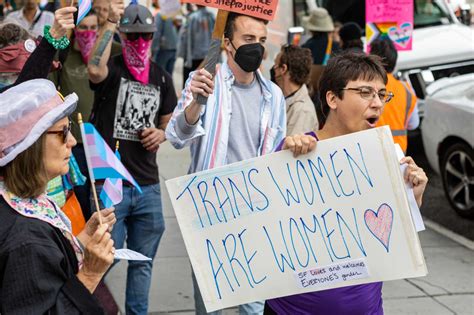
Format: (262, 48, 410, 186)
(77, 0, 92, 24)
(80, 122, 142, 193)
(100, 149, 123, 208)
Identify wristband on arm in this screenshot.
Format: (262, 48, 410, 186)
(43, 25, 70, 50)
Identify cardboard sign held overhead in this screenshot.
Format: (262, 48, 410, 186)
(184, 0, 279, 21)
(166, 127, 427, 312)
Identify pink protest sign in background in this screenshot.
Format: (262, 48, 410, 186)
(183, 0, 279, 21)
(366, 0, 414, 51)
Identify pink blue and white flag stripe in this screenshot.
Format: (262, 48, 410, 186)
(77, 0, 92, 24)
(100, 150, 123, 208)
(80, 122, 142, 193)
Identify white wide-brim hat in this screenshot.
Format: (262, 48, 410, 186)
(302, 8, 335, 32)
(0, 79, 78, 166)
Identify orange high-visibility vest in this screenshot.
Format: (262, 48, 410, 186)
(377, 73, 417, 152)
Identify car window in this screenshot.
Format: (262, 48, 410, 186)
(415, 0, 454, 28)
(403, 61, 474, 100)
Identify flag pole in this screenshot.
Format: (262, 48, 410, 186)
(78, 113, 103, 225)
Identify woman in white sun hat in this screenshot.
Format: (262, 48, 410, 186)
(0, 79, 115, 314)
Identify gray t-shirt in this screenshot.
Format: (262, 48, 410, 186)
(226, 76, 263, 164)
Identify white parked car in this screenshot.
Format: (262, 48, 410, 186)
(394, 0, 474, 116)
(421, 73, 474, 218)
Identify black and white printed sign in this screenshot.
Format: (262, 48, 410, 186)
(113, 78, 160, 141)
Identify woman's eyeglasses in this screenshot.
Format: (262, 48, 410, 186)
(47, 121, 72, 143)
(340, 86, 394, 104)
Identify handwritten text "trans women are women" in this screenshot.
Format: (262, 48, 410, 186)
(176, 143, 377, 299)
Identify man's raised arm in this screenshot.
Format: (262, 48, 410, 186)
(88, 0, 124, 84)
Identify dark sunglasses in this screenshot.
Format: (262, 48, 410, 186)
(47, 120, 72, 143)
(126, 33, 154, 41)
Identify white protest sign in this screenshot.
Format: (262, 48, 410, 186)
(166, 126, 427, 312)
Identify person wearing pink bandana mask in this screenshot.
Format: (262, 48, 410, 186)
(52, 10, 123, 221)
(74, 27, 98, 64)
(87, 1, 177, 314)
(121, 31, 154, 84)
(51, 10, 100, 221)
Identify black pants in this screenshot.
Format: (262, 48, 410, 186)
(183, 59, 204, 88)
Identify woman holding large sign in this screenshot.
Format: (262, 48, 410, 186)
(266, 51, 428, 314)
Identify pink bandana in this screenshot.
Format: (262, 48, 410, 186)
(122, 37, 152, 85)
(74, 29, 98, 64)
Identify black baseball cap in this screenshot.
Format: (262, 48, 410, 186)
(119, 4, 156, 34)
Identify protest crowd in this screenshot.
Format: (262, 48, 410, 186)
(0, 0, 428, 314)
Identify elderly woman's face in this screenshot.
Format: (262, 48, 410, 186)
(43, 117, 77, 180)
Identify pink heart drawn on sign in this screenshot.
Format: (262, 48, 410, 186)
(364, 203, 394, 252)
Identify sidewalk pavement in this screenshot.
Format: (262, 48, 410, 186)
(104, 142, 474, 315)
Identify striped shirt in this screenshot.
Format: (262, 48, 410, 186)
(165, 61, 287, 173)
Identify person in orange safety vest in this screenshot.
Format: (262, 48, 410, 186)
(371, 38, 419, 153)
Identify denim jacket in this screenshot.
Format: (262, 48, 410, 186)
(181, 8, 215, 67)
(165, 61, 286, 173)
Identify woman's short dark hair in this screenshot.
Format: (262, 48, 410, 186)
(369, 38, 398, 73)
(279, 45, 313, 85)
(319, 51, 387, 119)
(0, 134, 48, 198)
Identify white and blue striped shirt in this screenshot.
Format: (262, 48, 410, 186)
(166, 61, 287, 173)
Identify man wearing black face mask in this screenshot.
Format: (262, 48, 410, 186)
(166, 12, 287, 315)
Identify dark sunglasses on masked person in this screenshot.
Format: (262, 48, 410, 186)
(126, 33, 154, 41)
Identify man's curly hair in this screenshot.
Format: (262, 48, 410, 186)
(279, 45, 313, 85)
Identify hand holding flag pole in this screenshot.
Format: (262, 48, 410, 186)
(195, 10, 229, 105)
